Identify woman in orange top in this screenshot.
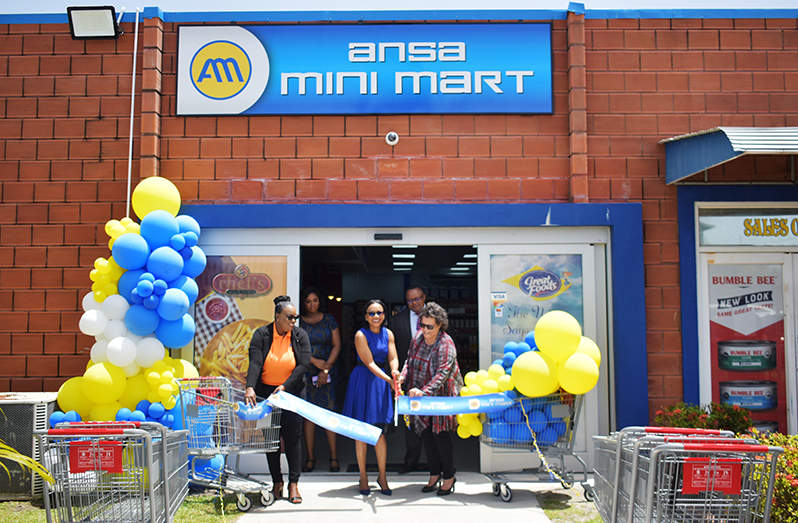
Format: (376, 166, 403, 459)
(245, 295, 311, 505)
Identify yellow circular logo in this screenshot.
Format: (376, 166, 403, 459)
(191, 40, 251, 100)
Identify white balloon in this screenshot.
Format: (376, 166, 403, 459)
(79, 309, 109, 337)
(136, 337, 165, 368)
(101, 294, 130, 321)
(91, 339, 109, 363)
(95, 333, 108, 342)
(122, 361, 141, 377)
(106, 336, 137, 368)
(126, 332, 143, 344)
(82, 291, 102, 312)
(103, 319, 128, 341)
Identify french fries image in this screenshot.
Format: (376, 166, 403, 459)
(201, 319, 266, 388)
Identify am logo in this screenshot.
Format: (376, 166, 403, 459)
(190, 40, 252, 100)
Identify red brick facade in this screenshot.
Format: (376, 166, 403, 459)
(1, 14, 796, 419)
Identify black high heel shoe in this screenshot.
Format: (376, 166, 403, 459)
(437, 477, 456, 496)
(421, 477, 441, 493)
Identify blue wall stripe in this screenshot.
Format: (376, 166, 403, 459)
(677, 185, 798, 405)
(183, 202, 648, 428)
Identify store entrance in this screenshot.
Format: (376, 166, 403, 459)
(299, 244, 481, 474)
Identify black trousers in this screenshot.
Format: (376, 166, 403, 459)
(420, 426, 455, 480)
(403, 424, 424, 468)
(260, 384, 303, 484)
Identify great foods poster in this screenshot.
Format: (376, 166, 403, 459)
(194, 256, 287, 388)
(707, 264, 786, 433)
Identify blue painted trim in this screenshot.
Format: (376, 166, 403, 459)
(677, 185, 798, 405)
(3, 8, 797, 25)
(182, 202, 648, 427)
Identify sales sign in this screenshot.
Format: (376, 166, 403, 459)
(177, 24, 553, 115)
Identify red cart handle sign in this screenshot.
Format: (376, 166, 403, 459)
(69, 441, 123, 473)
(682, 457, 741, 495)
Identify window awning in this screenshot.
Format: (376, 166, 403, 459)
(660, 127, 798, 185)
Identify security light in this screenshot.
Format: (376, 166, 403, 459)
(67, 6, 123, 39)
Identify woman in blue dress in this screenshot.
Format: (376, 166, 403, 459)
(342, 299, 400, 496)
(298, 287, 342, 473)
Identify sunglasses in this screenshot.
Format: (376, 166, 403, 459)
(367, 311, 384, 317)
(419, 322, 437, 330)
(406, 297, 424, 304)
(284, 314, 300, 321)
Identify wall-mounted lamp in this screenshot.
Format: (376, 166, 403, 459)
(67, 6, 123, 39)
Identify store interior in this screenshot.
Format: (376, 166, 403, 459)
(299, 245, 482, 474)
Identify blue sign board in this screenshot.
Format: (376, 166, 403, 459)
(177, 23, 552, 115)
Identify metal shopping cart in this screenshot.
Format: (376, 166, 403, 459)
(37, 421, 189, 523)
(479, 392, 592, 502)
(176, 377, 281, 511)
(593, 427, 784, 523)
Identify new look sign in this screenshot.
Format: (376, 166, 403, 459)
(177, 24, 552, 116)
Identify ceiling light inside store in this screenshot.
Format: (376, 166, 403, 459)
(393, 261, 414, 266)
(394, 267, 412, 271)
(392, 254, 416, 258)
(463, 254, 477, 258)
(450, 267, 469, 271)
(457, 262, 477, 265)
(67, 6, 122, 39)
(392, 245, 418, 249)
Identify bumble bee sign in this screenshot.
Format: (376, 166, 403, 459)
(177, 23, 552, 115)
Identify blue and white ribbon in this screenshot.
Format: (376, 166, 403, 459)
(235, 400, 273, 421)
(397, 393, 513, 415)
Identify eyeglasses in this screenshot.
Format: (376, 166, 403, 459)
(419, 322, 437, 330)
(406, 297, 424, 304)
(367, 311, 384, 317)
(285, 314, 300, 321)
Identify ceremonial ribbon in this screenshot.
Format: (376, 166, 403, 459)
(397, 393, 514, 416)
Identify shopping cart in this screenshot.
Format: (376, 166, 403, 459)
(593, 427, 784, 523)
(177, 377, 281, 511)
(37, 421, 189, 523)
(479, 392, 592, 502)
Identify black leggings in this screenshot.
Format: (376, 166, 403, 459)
(420, 426, 455, 480)
(260, 384, 303, 484)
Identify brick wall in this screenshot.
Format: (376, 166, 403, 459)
(1, 15, 796, 420)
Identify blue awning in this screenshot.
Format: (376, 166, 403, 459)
(660, 127, 798, 185)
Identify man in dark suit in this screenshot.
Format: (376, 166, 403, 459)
(392, 286, 426, 474)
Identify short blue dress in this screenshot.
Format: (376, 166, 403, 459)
(342, 327, 393, 426)
(299, 313, 339, 410)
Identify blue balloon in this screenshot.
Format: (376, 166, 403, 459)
(140, 210, 180, 250)
(182, 231, 198, 247)
(129, 410, 146, 422)
(49, 411, 65, 428)
(169, 275, 199, 305)
(116, 408, 132, 421)
(148, 247, 184, 283)
(157, 288, 190, 321)
(176, 215, 201, 237)
(148, 402, 165, 419)
(179, 246, 192, 260)
(155, 314, 196, 348)
(182, 246, 206, 278)
(152, 279, 168, 296)
(112, 233, 150, 270)
(502, 352, 517, 368)
(130, 289, 144, 304)
(137, 279, 154, 297)
(503, 390, 518, 400)
(170, 234, 186, 251)
(550, 420, 567, 437)
(145, 416, 158, 423)
(514, 342, 531, 356)
(160, 413, 175, 428)
(144, 295, 159, 310)
(538, 427, 559, 447)
(118, 269, 145, 304)
(519, 398, 534, 412)
(527, 410, 548, 433)
(492, 358, 504, 367)
(136, 400, 151, 412)
(503, 341, 518, 354)
(63, 410, 81, 423)
(140, 272, 155, 282)
(126, 304, 160, 336)
(503, 406, 523, 423)
(490, 422, 511, 445)
(511, 423, 533, 443)
(525, 330, 537, 349)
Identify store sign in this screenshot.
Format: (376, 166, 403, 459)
(177, 23, 552, 115)
(699, 211, 798, 246)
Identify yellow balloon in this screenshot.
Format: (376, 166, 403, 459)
(487, 364, 505, 381)
(120, 217, 134, 226)
(132, 176, 181, 218)
(173, 359, 200, 379)
(89, 269, 101, 282)
(558, 352, 600, 395)
(110, 223, 126, 239)
(511, 351, 559, 398)
(160, 371, 174, 383)
(497, 374, 514, 392)
(94, 291, 107, 302)
(148, 391, 160, 403)
(464, 371, 477, 387)
(468, 384, 482, 395)
(457, 413, 477, 425)
(158, 384, 173, 398)
(456, 423, 471, 439)
(534, 310, 582, 362)
(146, 371, 161, 385)
(58, 377, 95, 421)
(153, 360, 167, 372)
(118, 374, 150, 410)
(576, 336, 601, 367)
(105, 219, 121, 236)
(481, 379, 499, 394)
(82, 363, 126, 404)
(475, 369, 489, 386)
(125, 222, 140, 234)
(163, 395, 177, 410)
(90, 401, 123, 422)
(95, 258, 109, 273)
(468, 419, 483, 436)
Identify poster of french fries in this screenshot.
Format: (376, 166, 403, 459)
(194, 255, 287, 389)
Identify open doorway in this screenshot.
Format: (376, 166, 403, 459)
(299, 244, 481, 473)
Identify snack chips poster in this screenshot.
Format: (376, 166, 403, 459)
(707, 264, 787, 433)
(489, 254, 583, 357)
(194, 256, 287, 389)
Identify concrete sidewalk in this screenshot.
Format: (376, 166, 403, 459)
(237, 472, 554, 522)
